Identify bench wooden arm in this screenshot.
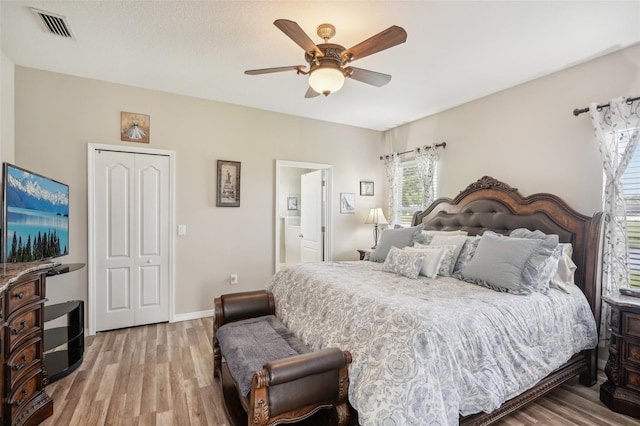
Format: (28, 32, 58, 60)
(249, 348, 352, 426)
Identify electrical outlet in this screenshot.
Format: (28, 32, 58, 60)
(177, 224, 187, 235)
(230, 274, 238, 285)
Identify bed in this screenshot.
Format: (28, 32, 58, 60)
(266, 176, 604, 425)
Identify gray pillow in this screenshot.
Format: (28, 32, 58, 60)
(461, 231, 542, 294)
(368, 224, 424, 262)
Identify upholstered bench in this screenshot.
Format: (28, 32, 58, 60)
(213, 290, 352, 426)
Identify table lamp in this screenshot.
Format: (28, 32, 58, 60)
(365, 208, 389, 249)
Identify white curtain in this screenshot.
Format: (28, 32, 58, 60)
(414, 145, 440, 209)
(590, 97, 640, 296)
(383, 154, 400, 226)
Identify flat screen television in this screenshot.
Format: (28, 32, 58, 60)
(2, 163, 69, 263)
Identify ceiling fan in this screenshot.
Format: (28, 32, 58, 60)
(245, 19, 407, 97)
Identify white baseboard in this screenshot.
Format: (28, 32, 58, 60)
(172, 309, 215, 323)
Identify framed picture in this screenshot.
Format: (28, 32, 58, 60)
(216, 160, 241, 207)
(360, 180, 374, 196)
(287, 196, 298, 210)
(121, 111, 150, 143)
(340, 192, 355, 214)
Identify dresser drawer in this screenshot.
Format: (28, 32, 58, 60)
(6, 304, 43, 353)
(623, 311, 640, 339)
(7, 336, 42, 388)
(7, 273, 44, 315)
(8, 367, 44, 419)
(624, 339, 640, 367)
(622, 364, 640, 393)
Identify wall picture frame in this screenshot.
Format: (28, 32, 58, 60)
(216, 160, 241, 207)
(121, 111, 150, 143)
(287, 196, 298, 210)
(360, 180, 374, 196)
(340, 192, 355, 214)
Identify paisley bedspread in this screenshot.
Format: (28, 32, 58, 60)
(266, 261, 597, 426)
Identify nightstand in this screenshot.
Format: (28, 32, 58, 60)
(600, 293, 640, 418)
(357, 249, 372, 260)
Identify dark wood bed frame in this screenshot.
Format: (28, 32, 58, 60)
(410, 176, 605, 425)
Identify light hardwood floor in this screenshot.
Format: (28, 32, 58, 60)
(41, 318, 640, 426)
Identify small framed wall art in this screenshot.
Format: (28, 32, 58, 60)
(360, 180, 374, 196)
(287, 196, 298, 210)
(340, 192, 355, 214)
(121, 112, 150, 143)
(217, 160, 241, 207)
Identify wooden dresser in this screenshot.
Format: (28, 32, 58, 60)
(601, 293, 640, 418)
(0, 262, 53, 425)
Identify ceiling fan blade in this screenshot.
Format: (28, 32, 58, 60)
(345, 67, 392, 87)
(342, 26, 407, 63)
(304, 86, 321, 98)
(244, 66, 304, 75)
(274, 19, 323, 57)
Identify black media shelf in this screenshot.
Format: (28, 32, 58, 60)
(43, 299, 84, 384)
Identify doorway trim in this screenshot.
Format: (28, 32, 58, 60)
(87, 143, 176, 336)
(275, 160, 332, 273)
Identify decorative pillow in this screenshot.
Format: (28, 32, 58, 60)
(403, 246, 447, 278)
(368, 224, 424, 262)
(509, 228, 561, 293)
(382, 246, 425, 279)
(550, 243, 577, 293)
(414, 243, 458, 276)
(461, 232, 544, 294)
(427, 234, 469, 276)
(452, 236, 481, 278)
(423, 229, 468, 236)
(415, 229, 468, 246)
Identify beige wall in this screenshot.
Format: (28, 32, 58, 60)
(383, 44, 640, 216)
(13, 67, 383, 317)
(1, 52, 15, 164)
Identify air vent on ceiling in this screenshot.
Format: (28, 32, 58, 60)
(30, 7, 75, 39)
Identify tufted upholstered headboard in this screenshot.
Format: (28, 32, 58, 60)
(412, 176, 605, 383)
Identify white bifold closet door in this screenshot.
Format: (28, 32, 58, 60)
(94, 150, 170, 332)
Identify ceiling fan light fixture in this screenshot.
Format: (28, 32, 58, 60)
(308, 64, 345, 96)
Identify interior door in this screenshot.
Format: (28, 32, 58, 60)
(94, 150, 170, 331)
(300, 170, 324, 262)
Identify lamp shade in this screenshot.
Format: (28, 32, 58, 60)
(308, 64, 345, 96)
(365, 208, 389, 225)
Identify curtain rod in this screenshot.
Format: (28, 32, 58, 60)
(379, 142, 446, 160)
(573, 96, 640, 116)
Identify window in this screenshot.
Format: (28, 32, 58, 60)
(620, 128, 640, 288)
(395, 160, 437, 226)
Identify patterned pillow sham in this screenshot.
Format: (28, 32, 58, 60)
(427, 234, 469, 276)
(509, 228, 561, 294)
(452, 236, 481, 278)
(403, 246, 447, 278)
(382, 246, 425, 279)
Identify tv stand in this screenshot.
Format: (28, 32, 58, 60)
(46, 262, 84, 276)
(43, 263, 86, 385)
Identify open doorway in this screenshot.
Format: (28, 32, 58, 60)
(275, 160, 332, 272)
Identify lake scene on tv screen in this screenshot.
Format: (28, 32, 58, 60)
(5, 165, 69, 262)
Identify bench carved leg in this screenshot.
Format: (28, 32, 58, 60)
(249, 371, 270, 426)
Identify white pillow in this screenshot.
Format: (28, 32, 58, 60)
(422, 229, 468, 236)
(414, 243, 458, 276)
(403, 246, 446, 278)
(550, 243, 577, 293)
(427, 234, 469, 276)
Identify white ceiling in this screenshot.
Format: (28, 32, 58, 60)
(2, 1, 639, 131)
